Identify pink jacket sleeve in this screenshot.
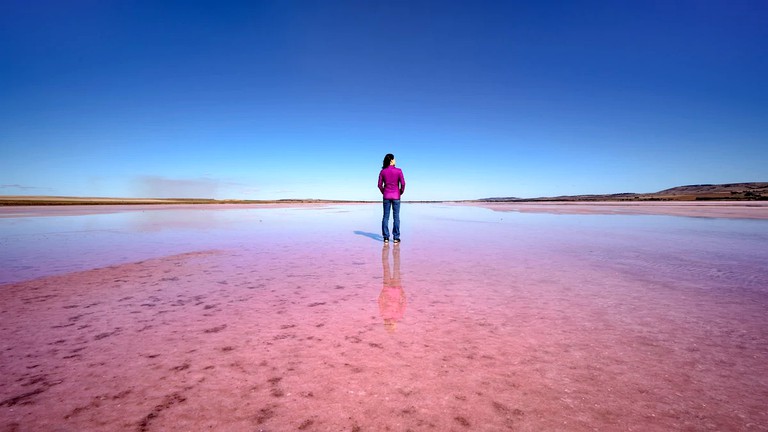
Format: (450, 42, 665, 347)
(378, 170, 385, 194)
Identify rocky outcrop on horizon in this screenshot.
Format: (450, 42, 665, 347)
(481, 182, 768, 202)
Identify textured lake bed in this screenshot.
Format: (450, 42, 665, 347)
(1, 203, 767, 431)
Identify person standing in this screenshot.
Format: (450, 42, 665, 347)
(378, 153, 405, 243)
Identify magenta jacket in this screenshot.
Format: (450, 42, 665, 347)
(378, 166, 406, 200)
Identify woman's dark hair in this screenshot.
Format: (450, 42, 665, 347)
(382, 153, 395, 169)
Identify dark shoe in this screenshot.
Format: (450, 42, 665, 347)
(384, 238, 389, 243)
(393, 239, 400, 244)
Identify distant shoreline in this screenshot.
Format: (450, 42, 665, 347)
(0, 196, 459, 206)
(1, 182, 766, 206)
(0, 197, 366, 206)
(0, 197, 765, 206)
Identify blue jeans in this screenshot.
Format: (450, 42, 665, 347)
(382, 199, 400, 240)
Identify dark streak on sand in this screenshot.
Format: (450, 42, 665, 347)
(171, 363, 190, 372)
(64, 390, 132, 420)
(203, 324, 227, 333)
(454, 416, 470, 427)
(298, 419, 315, 430)
(137, 392, 187, 432)
(94, 328, 122, 340)
(0, 388, 46, 407)
(254, 406, 275, 424)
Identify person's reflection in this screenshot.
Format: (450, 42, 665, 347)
(379, 243, 406, 333)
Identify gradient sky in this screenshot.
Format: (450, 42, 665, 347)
(1, 1, 766, 201)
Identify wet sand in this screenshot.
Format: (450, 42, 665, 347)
(472, 201, 768, 219)
(1, 204, 767, 431)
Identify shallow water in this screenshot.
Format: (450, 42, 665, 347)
(1, 204, 767, 431)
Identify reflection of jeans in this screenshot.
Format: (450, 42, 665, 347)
(382, 199, 400, 240)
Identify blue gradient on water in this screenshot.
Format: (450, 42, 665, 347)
(1, 204, 767, 286)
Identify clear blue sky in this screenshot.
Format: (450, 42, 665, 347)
(1, 1, 766, 200)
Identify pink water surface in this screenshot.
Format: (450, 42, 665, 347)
(1, 203, 767, 431)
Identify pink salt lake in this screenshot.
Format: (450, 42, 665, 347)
(1, 203, 767, 431)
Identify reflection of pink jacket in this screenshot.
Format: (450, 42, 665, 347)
(378, 166, 406, 200)
(378, 285, 406, 321)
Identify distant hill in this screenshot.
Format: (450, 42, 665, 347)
(481, 182, 768, 202)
